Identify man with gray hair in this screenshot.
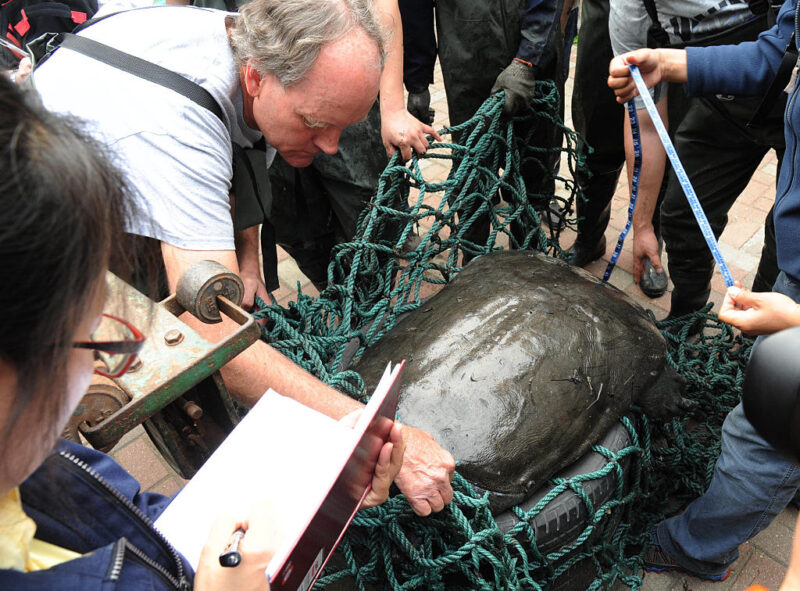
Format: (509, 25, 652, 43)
(31, 0, 456, 516)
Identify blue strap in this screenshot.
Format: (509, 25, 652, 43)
(602, 64, 735, 288)
(603, 100, 640, 283)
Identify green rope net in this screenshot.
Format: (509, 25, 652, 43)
(252, 82, 754, 590)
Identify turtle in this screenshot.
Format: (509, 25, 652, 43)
(355, 250, 694, 511)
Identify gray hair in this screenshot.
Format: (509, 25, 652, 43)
(228, 0, 387, 87)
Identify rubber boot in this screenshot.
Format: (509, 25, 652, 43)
(567, 169, 621, 267)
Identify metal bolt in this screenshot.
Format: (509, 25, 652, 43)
(182, 400, 204, 421)
(213, 281, 223, 292)
(164, 329, 184, 346)
(128, 358, 143, 373)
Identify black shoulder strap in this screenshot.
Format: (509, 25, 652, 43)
(59, 32, 223, 121)
(748, 32, 798, 129)
(643, 0, 671, 48)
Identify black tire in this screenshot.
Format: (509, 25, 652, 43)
(494, 416, 636, 554)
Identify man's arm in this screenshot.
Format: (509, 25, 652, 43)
(624, 97, 668, 282)
(373, 0, 440, 160)
(234, 225, 269, 310)
(161, 243, 455, 515)
(491, 0, 567, 116)
(516, 0, 567, 68)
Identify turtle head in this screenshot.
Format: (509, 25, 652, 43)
(638, 365, 697, 419)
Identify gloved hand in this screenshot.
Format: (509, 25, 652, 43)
(491, 58, 536, 116)
(407, 88, 434, 125)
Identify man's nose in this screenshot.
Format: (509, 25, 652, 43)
(314, 127, 341, 155)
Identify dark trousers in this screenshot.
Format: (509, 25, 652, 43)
(398, 0, 436, 92)
(433, 0, 568, 256)
(662, 95, 783, 313)
(570, 0, 626, 247)
(265, 102, 388, 291)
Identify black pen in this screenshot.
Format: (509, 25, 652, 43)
(219, 527, 246, 567)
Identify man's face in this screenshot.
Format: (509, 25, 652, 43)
(243, 28, 381, 167)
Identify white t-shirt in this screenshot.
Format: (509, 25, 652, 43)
(609, 0, 755, 108)
(33, 6, 262, 250)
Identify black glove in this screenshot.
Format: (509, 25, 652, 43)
(491, 59, 536, 116)
(407, 88, 434, 125)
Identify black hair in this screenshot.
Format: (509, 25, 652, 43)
(0, 75, 136, 447)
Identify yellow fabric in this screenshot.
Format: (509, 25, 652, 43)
(0, 488, 80, 572)
(27, 538, 81, 571)
(0, 488, 36, 571)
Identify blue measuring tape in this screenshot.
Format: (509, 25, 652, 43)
(602, 64, 735, 288)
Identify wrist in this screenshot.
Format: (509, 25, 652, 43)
(656, 48, 689, 84)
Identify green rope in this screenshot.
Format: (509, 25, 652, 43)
(253, 82, 753, 589)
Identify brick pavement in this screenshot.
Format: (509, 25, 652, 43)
(108, 47, 793, 589)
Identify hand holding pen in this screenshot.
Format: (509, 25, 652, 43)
(193, 507, 275, 591)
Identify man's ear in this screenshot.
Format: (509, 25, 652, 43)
(242, 61, 263, 98)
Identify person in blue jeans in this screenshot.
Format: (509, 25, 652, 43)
(608, 0, 800, 580)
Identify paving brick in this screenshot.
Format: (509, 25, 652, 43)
(111, 436, 169, 491)
(750, 509, 795, 565)
(277, 257, 311, 291)
(753, 195, 775, 213)
(719, 220, 763, 249)
(760, 162, 778, 178)
(753, 170, 777, 186)
(737, 550, 788, 590)
(737, 181, 768, 206)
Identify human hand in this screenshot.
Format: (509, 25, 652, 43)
(392, 425, 455, 516)
(491, 59, 537, 116)
(362, 421, 405, 508)
(718, 283, 800, 335)
(407, 88, 434, 125)
(632, 226, 663, 283)
(194, 507, 274, 591)
(381, 106, 440, 162)
(14, 57, 31, 84)
(608, 49, 664, 103)
(239, 269, 269, 312)
(338, 411, 405, 508)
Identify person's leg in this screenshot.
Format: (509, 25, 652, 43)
(516, 15, 567, 231)
(312, 102, 388, 241)
(436, 0, 520, 261)
(266, 103, 388, 291)
(753, 205, 780, 292)
(567, 0, 625, 265)
(398, 0, 437, 93)
(266, 156, 338, 291)
(662, 96, 773, 316)
(651, 271, 800, 577)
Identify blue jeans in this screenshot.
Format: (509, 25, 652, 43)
(656, 271, 800, 576)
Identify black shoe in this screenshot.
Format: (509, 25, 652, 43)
(643, 527, 731, 581)
(567, 236, 606, 268)
(640, 259, 668, 298)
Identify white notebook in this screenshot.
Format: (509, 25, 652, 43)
(155, 361, 404, 591)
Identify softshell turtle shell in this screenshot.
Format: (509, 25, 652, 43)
(356, 251, 691, 511)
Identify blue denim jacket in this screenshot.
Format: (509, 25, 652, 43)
(0, 439, 193, 591)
